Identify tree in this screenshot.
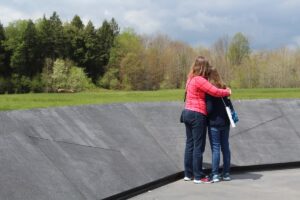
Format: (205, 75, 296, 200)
(71, 15, 84, 29)
(0, 21, 10, 77)
(65, 15, 86, 67)
(95, 18, 119, 81)
(101, 29, 142, 89)
(227, 32, 250, 66)
(51, 59, 92, 92)
(36, 12, 65, 60)
(22, 20, 41, 76)
(82, 21, 100, 82)
(211, 36, 231, 84)
(5, 20, 39, 77)
(161, 40, 195, 89)
(143, 34, 170, 90)
(120, 52, 144, 90)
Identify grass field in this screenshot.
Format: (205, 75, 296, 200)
(0, 88, 299, 111)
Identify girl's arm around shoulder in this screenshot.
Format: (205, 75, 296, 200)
(195, 76, 231, 97)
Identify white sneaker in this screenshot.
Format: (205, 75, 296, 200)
(184, 177, 192, 181)
(193, 179, 202, 184)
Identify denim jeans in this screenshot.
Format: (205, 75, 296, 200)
(208, 126, 231, 176)
(183, 109, 207, 180)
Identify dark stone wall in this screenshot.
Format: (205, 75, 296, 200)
(0, 100, 299, 199)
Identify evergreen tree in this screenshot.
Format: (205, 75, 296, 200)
(49, 12, 65, 58)
(71, 15, 84, 29)
(96, 18, 119, 80)
(0, 21, 10, 77)
(10, 20, 40, 77)
(66, 15, 85, 67)
(36, 16, 52, 58)
(23, 20, 40, 76)
(83, 21, 99, 82)
(36, 12, 65, 60)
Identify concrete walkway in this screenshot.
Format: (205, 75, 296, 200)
(130, 168, 300, 200)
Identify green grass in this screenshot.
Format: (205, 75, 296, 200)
(0, 88, 299, 111)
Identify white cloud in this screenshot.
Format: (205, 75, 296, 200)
(104, 10, 112, 17)
(0, 0, 300, 49)
(124, 10, 161, 34)
(177, 17, 206, 32)
(0, 5, 42, 24)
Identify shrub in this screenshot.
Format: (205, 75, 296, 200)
(98, 68, 119, 89)
(11, 74, 31, 93)
(67, 67, 93, 92)
(51, 59, 93, 92)
(30, 74, 44, 93)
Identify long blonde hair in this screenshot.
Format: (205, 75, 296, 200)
(207, 67, 226, 89)
(188, 56, 212, 79)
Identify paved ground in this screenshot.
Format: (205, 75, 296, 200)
(130, 168, 300, 200)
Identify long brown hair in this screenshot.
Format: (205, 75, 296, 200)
(207, 67, 227, 89)
(188, 56, 212, 79)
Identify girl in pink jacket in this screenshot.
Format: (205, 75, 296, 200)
(182, 56, 231, 184)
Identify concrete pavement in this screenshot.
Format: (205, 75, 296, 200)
(131, 168, 300, 200)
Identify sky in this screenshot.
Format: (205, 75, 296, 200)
(0, 0, 300, 50)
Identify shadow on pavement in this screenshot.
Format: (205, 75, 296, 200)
(232, 172, 263, 180)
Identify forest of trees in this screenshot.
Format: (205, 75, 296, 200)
(0, 12, 299, 94)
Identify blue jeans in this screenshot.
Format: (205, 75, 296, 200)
(208, 126, 231, 176)
(183, 109, 207, 180)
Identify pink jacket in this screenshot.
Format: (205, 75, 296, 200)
(185, 76, 230, 115)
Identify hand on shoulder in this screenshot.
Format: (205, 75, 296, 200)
(226, 87, 231, 96)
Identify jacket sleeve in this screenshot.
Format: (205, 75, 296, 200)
(196, 76, 230, 97)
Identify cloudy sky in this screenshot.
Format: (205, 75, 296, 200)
(1, 0, 300, 49)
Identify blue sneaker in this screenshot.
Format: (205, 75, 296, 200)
(222, 173, 231, 181)
(212, 174, 220, 183)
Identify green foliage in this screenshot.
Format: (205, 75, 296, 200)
(227, 32, 250, 66)
(11, 74, 31, 93)
(68, 15, 86, 64)
(98, 67, 119, 89)
(30, 74, 44, 93)
(0, 76, 13, 94)
(103, 29, 143, 89)
(92, 18, 120, 82)
(0, 22, 9, 77)
(120, 52, 144, 90)
(4, 20, 28, 51)
(51, 59, 69, 90)
(68, 67, 94, 92)
(0, 14, 121, 93)
(1, 14, 300, 93)
(82, 21, 99, 82)
(36, 12, 65, 60)
(71, 15, 84, 29)
(50, 59, 93, 92)
(9, 20, 40, 77)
